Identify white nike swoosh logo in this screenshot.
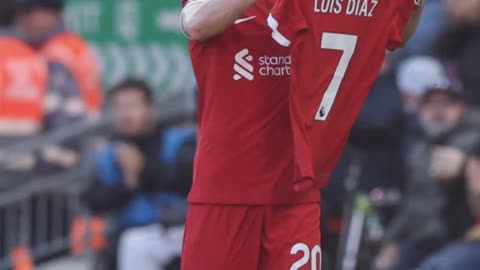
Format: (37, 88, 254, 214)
(234, 16, 257, 24)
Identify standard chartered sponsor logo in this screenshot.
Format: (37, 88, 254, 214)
(234, 48, 291, 81)
(258, 55, 291, 77)
(234, 49, 254, 81)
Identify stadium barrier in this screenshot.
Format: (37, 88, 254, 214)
(0, 89, 196, 270)
(0, 166, 90, 270)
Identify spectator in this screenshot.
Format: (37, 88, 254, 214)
(396, 56, 450, 149)
(435, 0, 480, 106)
(396, 56, 449, 115)
(415, 143, 480, 270)
(0, 0, 47, 185)
(373, 86, 480, 270)
(16, 0, 103, 118)
(14, 0, 94, 173)
(82, 79, 194, 270)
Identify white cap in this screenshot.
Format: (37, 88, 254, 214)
(396, 56, 450, 97)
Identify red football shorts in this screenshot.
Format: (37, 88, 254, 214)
(181, 203, 321, 270)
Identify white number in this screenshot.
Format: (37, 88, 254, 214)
(291, 243, 310, 270)
(311, 245, 322, 269)
(290, 243, 322, 270)
(315, 32, 358, 121)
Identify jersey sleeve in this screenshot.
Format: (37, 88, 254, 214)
(267, 0, 307, 47)
(386, 0, 418, 51)
(180, 0, 206, 39)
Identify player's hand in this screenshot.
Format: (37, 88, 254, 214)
(430, 146, 466, 183)
(116, 143, 145, 189)
(117, 143, 145, 173)
(373, 243, 399, 270)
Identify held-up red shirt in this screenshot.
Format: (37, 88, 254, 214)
(268, 0, 417, 188)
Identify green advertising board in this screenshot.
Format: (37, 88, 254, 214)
(65, 0, 193, 93)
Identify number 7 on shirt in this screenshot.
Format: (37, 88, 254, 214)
(315, 33, 357, 121)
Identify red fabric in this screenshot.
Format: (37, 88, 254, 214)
(387, 0, 418, 50)
(182, 203, 321, 270)
(269, 0, 416, 190)
(186, 0, 319, 204)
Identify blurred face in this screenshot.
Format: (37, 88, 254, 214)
(419, 92, 466, 137)
(16, 8, 61, 41)
(111, 88, 154, 137)
(446, 0, 480, 23)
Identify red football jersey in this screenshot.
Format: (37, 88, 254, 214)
(268, 0, 417, 187)
(183, 0, 320, 204)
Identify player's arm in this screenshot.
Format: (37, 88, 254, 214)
(400, 0, 425, 46)
(181, 0, 257, 42)
(386, 0, 425, 50)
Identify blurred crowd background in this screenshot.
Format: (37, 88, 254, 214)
(0, 0, 478, 270)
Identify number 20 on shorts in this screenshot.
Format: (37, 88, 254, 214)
(290, 243, 322, 270)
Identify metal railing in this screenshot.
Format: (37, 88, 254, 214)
(0, 168, 89, 270)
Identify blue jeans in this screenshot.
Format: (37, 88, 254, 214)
(416, 241, 480, 270)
